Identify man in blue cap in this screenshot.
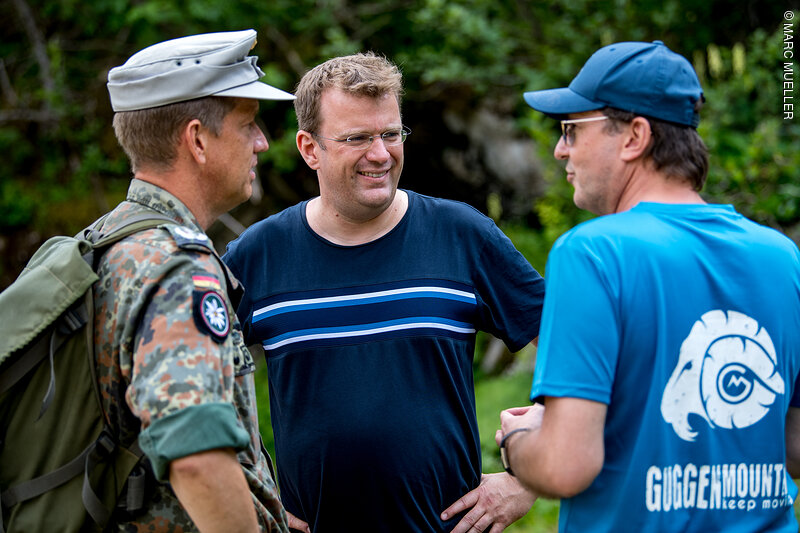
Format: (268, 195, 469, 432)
(99, 30, 293, 531)
(496, 40, 800, 532)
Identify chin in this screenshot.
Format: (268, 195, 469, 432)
(361, 189, 395, 207)
(241, 180, 254, 199)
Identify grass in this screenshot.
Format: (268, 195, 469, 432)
(474, 368, 559, 532)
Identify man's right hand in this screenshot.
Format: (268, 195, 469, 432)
(287, 510, 311, 533)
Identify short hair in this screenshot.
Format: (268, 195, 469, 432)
(602, 107, 709, 191)
(294, 52, 403, 134)
(112, 96, 237, 172)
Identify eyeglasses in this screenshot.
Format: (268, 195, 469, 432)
(560, 116, 609, 146)
(312, 127, 411, 150)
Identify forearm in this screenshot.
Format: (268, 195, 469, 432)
(506, 427, 587, 498)
(502, 398, 606, 499)
(170, 448, 259, 532)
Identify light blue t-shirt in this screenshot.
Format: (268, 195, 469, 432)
(532, 202, 800, 532)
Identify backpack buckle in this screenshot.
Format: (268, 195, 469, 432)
(96, 431, 117, 458)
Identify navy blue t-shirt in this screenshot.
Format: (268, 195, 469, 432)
(224, 191, 544, 532)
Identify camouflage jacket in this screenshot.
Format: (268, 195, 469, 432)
(92, 179, 287, 532)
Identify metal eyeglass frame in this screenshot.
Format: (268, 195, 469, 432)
(312, 127, 411, 150)
(560, 116, 609, 146)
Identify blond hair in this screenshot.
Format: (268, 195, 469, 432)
(294, 52, 403, 134)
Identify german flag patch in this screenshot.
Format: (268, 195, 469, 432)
(192, 274, 222, 291)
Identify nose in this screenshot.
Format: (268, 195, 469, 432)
(254, 126, 269, 153)
(554, 135, 569, 160)
(364, 136, 391, 162)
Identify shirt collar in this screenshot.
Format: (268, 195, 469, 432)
(125, 178, 204, 233)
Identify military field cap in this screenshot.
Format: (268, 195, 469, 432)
(524, 40, 703, 127)
(107, 29, 295, 112)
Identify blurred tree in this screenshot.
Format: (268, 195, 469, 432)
(699, 29, 800, 242)
(0, 0, 796, 288)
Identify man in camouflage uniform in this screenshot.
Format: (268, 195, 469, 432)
(94, 30, 294, 531)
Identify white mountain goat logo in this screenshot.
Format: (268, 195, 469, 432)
(661, 310, 785, 442)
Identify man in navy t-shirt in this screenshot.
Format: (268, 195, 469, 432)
(497, 41, 800, 532)
(223, 52, 545, 532)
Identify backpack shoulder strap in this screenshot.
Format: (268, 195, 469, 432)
(88, 213, 177, 248)
(81, 212, 178, 273)
(0, 213, 176, 365)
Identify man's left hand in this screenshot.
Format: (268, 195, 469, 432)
(441, 472, 537, 533)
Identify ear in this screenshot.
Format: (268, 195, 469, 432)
(619, 116, 652, 163)
(182, 119, 209, 165)
(297, 130, 321, 170)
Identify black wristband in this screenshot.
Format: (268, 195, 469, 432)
(499, 427, 532, 477)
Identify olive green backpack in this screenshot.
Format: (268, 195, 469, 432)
(0, 213, 173, 532)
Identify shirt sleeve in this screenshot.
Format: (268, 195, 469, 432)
(531, 231, 620, 405)
(472, 219, 545, 352)
(124, 249, 250, 479)
(222, 236, 256, 345)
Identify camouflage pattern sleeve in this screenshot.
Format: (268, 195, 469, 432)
(102, 231, 249, 475)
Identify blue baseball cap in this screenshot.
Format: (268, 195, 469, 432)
(524, 41, 703, 127)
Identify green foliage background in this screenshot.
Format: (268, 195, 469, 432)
(2, 1, 799, 283)
(2, 1, 800, 529)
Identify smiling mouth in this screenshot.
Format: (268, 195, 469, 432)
(360, 171, 388, 178)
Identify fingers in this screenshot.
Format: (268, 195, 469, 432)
(446, 502, 495, 533)
(500, 404, 545, 434)
(444, 475, 506, 533)
(494, 428, 504, 446)
(441, 488, 479, 521)
(502, 405, 535, 417)
(445, 473, 536, 532)
(499, 410, 526, 434)
(489, 523, 506, 533)
(449, 511, 495, 533)
(286, 510, 311, 533)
